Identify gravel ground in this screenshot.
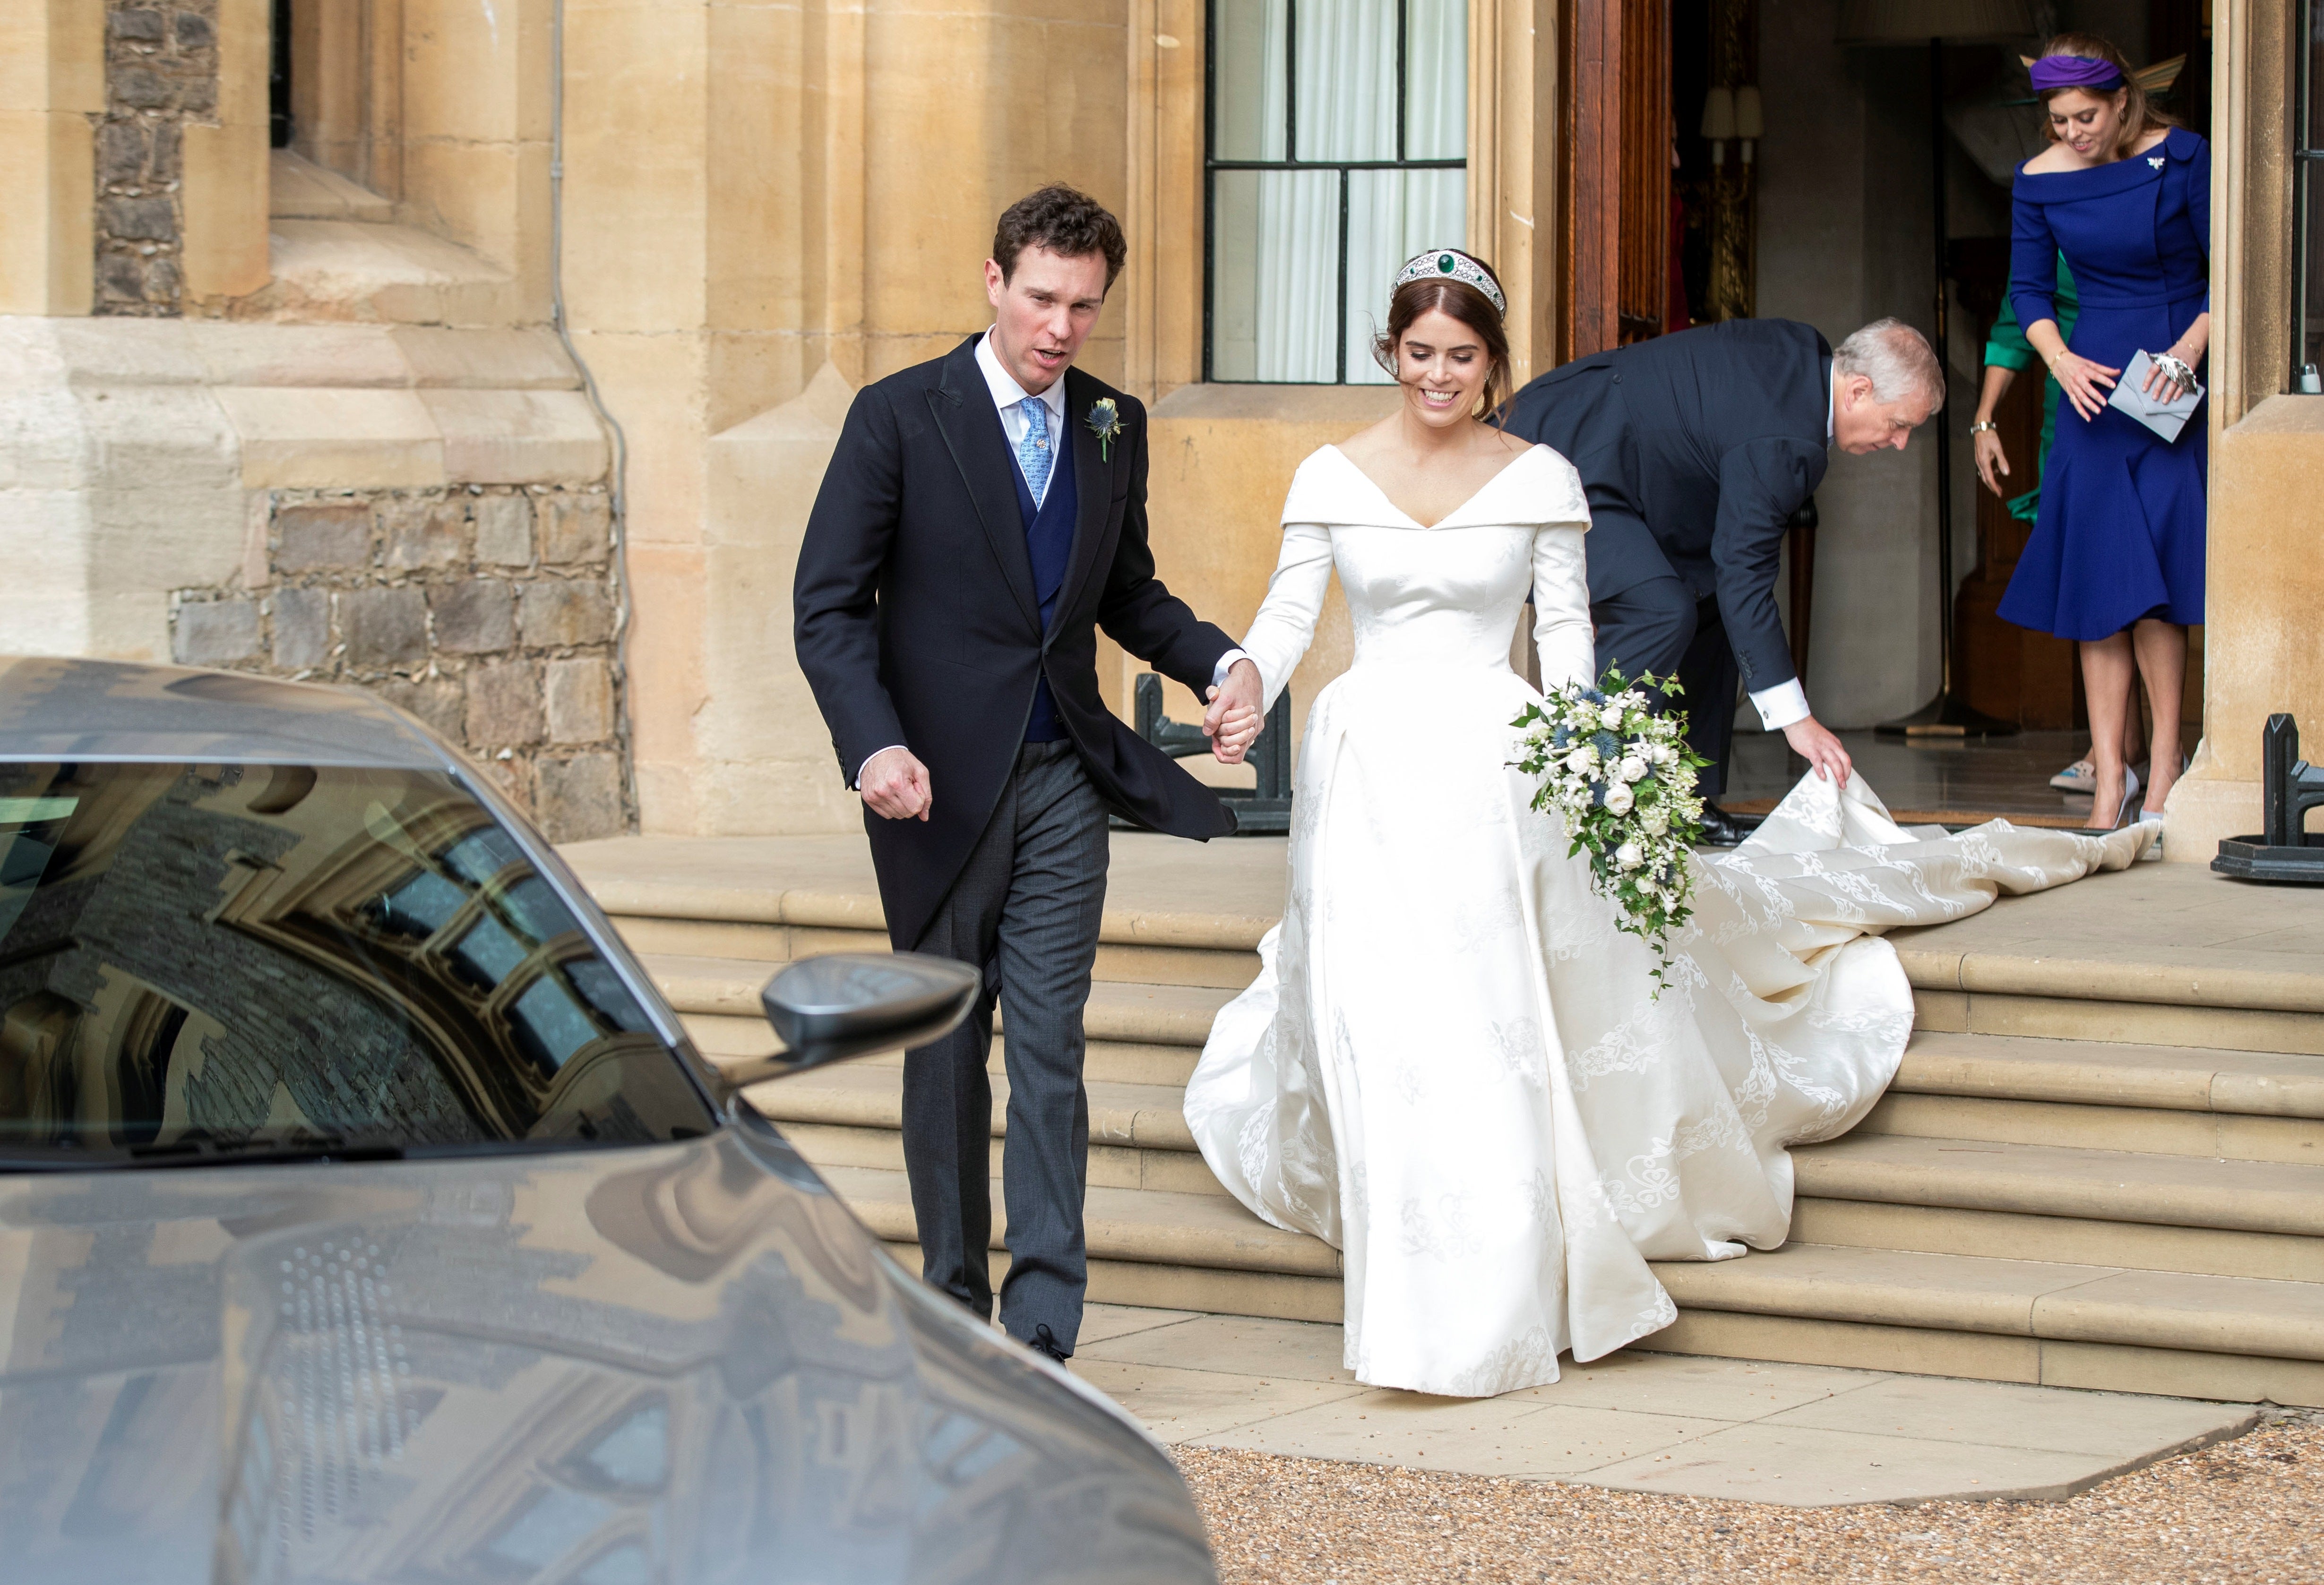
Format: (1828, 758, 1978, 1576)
(1177, 1408, 2324, 1583)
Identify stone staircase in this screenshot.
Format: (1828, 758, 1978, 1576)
(569, 842, 2324, 1407)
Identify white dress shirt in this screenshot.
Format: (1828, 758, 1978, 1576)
(976, 330, 1069, 507)
(855, 332, 1251, 787)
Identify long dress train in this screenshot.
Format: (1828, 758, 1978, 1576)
(1182, 442, 2154, 1398)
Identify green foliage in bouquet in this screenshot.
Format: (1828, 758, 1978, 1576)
(1511, 667, 1714, 992)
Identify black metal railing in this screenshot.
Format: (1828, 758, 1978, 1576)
(1131, 672, 1292, 835)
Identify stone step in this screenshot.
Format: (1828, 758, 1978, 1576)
(1891, 1031, 2324, 1117)
(826, 1165, 2324, 1405)
(1651, 1243, 2324, 1406)
(758, 1068, 1225, 1199)
(1857, 1089, 2324, 1166)
(1871, 1031, 2324, 1165)
(1793, 1133, 2324, 1240)
(749, 1057, 2324, 1278)
(1790, 1199, 2324, 1285)
(823, 1165, 1339, 1279)
(1896, 941, 2324, 1057)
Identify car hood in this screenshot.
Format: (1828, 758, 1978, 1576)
(0, 1127, 1212, 1585)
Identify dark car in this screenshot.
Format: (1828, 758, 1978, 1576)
(0, 657, 1216, 1585)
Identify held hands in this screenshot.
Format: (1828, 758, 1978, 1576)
(1973, 427, 2011, 497)
(859, 745, 933, 821)
(1782, 714, 1853, 787)
(1203, 659, 1265, 765)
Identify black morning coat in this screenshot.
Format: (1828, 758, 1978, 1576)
(1505, 317, 1834, 695)
(792, 335, 1238, 951)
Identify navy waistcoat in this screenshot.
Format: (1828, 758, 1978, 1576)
(1010, 416, 1076, 741)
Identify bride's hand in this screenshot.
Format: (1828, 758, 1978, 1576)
(1209, 706, 1261, 763)
(1204, 660, 1265, 763)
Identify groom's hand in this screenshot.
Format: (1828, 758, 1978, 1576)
(1782, 715, 1853, 786)
(860, 746, 933, 821)
(1203, 659, 1265, 764)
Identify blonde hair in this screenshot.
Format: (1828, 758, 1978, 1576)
(2036, 33, 2177, 161)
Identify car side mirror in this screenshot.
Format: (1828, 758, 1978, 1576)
(724, 952, 979, 1085)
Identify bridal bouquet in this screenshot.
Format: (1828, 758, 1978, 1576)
(1511, 668, 1711, 990)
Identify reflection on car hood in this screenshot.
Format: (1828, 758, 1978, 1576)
(0, 1129, 1213, 1585)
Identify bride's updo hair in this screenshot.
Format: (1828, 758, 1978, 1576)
(1371, 257, 1513, 422)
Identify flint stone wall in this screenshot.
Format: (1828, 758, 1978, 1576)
(98, 1, 222, 315)
(169, 485, 629, 842)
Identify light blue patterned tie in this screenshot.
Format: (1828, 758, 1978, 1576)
(1015, 395, 1053, 506)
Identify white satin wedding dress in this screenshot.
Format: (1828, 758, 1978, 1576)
(1183, 442, 2154, 1398)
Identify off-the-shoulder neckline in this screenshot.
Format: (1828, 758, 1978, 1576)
(1318, 442, 1555, 530)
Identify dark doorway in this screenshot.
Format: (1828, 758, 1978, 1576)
(270, 0, 292, 148)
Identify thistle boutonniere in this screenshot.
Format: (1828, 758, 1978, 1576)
(1087, 398, 1122, 462)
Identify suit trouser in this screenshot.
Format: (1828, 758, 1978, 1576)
(903, 738, 1108, 1354)
(1592, 575, 1742, 798)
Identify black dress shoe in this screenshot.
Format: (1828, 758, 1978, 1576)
(1696, 805, 1753, 848)
(1026, 1325, 1071, 1365)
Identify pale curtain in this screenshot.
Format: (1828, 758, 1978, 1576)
(1212, 0, 1468, 383)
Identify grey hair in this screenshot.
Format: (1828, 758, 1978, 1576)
(1833, 318, 1945, 410)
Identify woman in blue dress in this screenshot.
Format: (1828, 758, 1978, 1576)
(1997, 33, 2208, 829)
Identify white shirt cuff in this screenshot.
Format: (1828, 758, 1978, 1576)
(1214, 650, 1253, 687)
(1749, 679, 1811, 732)
(854, 745, 908, 789)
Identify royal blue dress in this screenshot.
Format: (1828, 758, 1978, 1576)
(1997, 126, 2209, 641)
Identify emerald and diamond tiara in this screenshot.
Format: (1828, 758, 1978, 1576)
(1392, 248, 1506, 315)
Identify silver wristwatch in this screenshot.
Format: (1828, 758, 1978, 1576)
(1969, 420, 1998, 435)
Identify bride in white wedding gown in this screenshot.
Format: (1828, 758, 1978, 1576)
(1183, 252, 2154, 1398)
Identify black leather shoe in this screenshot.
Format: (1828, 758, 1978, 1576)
(1696, 805, 1753, 848)
(1026, 1325, 1071, 1365)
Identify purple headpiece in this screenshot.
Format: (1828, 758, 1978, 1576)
(2029, 53, 2126, 93)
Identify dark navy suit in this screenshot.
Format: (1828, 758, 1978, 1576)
(1506, 320, 1832, 794)
(794, 334, 1235, 1354)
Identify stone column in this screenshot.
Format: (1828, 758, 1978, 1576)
(565, 0, 1134, 835)
(0, 0, 102, 315)
(2161, 0, 2324, 859)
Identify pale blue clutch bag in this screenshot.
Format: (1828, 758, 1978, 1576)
(2107, 350, 2203, 443)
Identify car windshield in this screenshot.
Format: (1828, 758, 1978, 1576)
(0, 761, 715, 1166)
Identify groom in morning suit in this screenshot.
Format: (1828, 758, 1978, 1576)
(1506, 318, 1942, 837)
(794, 187, 1265, 1362)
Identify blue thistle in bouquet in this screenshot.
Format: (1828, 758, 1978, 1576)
(1511, 667, 1713, 992)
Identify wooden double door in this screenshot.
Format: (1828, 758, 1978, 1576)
(1559, 0, 1673, 361)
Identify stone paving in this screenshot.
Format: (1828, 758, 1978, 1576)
(1072, 1305, 2257, 1507)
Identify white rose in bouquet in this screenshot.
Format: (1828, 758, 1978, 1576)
(1618, 755, 1647, 784)
(1600, 703, 1626, 729)
(1605, 782, 1635, 815)
(1565, 746, 1597, 776)
(1653, 742, 1678, 766)
(1642, 806, 1669, 836)
(1615, 840, 1644, 870)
